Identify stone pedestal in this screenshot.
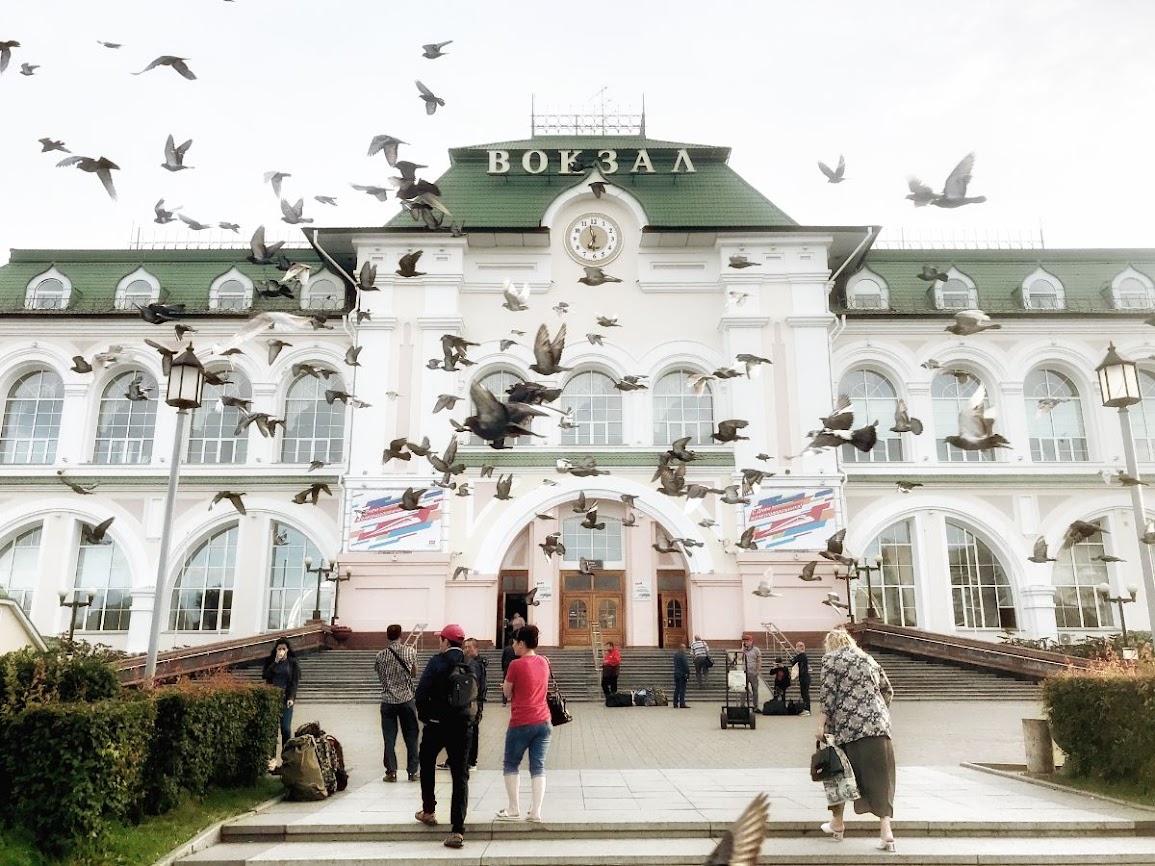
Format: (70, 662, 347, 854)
(1022, 718, 1055, 774)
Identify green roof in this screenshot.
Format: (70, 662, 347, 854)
(386, 134, 797, 230)
(0, 246, 332, 315)
(840, 248, 1155, 317)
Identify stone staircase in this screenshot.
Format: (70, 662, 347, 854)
(232, 645, 1040, 704)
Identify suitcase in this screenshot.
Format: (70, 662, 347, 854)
(762, 699, 789, 716)
(606, 693, 633, 708)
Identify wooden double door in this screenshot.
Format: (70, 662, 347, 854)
(559, 569, 625, 647)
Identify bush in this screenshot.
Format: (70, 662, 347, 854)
(0, 644, 120, 714)
(0, 699, 155, 856)
(1043, 663, 1155, 791)
(142, 676, 282, 814)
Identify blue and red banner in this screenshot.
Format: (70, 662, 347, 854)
(743, 488, 837, 550)
(348, 489, 444, 551)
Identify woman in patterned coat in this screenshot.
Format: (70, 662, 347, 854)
(815, 627, 896, 852)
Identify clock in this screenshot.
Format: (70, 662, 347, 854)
(565, 213, 622, 265)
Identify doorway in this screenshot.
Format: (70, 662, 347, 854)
(656, 569, 688, 648)
(498, 570, 529, 647)
(559, 569, 625, 647)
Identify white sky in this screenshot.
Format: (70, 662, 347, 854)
(2, 0, 1153, 263)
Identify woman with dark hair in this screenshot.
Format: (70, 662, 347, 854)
(263, 637, 301, 758)
(496, 625, 552, 823)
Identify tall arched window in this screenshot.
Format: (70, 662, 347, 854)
(560, 371, 622, 446)
(858, 519, 917, 626)
(933, 371, 995, 463)
(1, 370, 63, 464)
(1131, 368, 1155, 461)
(187, 372, 252, 464)
(170, 525, 238, 631)
(281, 369, 345, 464)
(266, 522, 331, 629)
(839, 369, 903, 463)
(561, 515, 623, 564)
(1024, 368, 1087, 462)
(946, 521, 1016, 630)
(652, 369, 714, 445)
(0, 526, 42, 613)
(72, 534, 132, 632)
(94, 370, 158, 464)
(1051, 518, 1112, 629)
(470, 370, 526, 446)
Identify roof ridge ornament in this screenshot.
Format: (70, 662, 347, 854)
(530, 92, 645, 137)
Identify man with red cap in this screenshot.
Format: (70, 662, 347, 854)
(413, 623, 476, 849)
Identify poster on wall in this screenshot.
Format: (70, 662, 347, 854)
(532, 576, 553, 603)
(348, 488, 445, 551)
(632, 575, 652, 601)
(742, 487, 837, 550)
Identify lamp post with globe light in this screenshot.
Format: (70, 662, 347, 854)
(303, 556, 336, 623)
(59, 587, 96, 644)
(1095, 343, 1155, 650)
(1096, 581, 1138, 649)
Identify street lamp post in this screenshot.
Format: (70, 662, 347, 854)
(855, 556, 883, 620)
(326, 568, 351, 625)
(1096, 582, 1139, 648)
(144, 347, 205, 682)
(833, 566, 856, 623)
(58, 587, 96, 644)
(1096, 343, 1155, 650)
(304, 556, 335, 623)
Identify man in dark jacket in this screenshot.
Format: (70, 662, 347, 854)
(500, 641, 517, 706)
(672, 643, 691, 709)
(414, 624, 474, 849)
(791, 640, 812, 716)
(464, 637, 487, 768)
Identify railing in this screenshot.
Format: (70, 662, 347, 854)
(116, 624, 327, 686)
(850, 622, 1094, 681)
(760, 621, 795, 658)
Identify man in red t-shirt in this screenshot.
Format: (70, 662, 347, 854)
(496, 624, 553, 823)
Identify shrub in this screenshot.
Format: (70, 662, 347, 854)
(0, 699, 155, 856)
(1043, 663, 1155, 791)
(0, 644, 120, 714)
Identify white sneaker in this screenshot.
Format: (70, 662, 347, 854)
(800, 710, 811, 716)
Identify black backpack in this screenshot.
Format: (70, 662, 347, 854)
(447, 660, 479, 721)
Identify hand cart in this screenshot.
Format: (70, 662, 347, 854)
(720, 649, 756, 729)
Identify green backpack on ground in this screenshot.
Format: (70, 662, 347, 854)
(279, 735, 328, 801)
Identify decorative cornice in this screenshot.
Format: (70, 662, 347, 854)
(718, 316, 771, 328)
(783, 315, 837, 327)
(456, 448, 736, 468)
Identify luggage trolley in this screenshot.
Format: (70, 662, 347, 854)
(720, 649, 756, 729)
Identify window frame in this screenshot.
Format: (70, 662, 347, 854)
(280, 369, 346, 464)
(209, 267, 254, 312)
(845, 268, 888, 310)
(933, 371, 996, 463)
(1024, 368, 1088, 463)
(946, 521, 1017, 631)
(652, 368, 714, 446)
(838, 368, 904, 463)
(24, 268, 72, 310)
(93, 370, 158, 465)
(1, 369, 64, 465)
(114, 267, 160, 310)
(560, 370, 623, 446)
(266, 522, 331, 630)
(169, 524, 238, 632)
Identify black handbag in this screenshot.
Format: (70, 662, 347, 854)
(547, 673, 572, 726)
(702, 656, 715, 669)
(810, 739, 843, 782)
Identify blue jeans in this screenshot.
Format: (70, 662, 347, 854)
(280, 700, 294, 746)
(673, 674, 689, 708)
(503, 721, 552, 776)
(380, 700, 420, 776)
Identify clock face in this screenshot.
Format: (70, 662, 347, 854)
(565, 213, 622, 264)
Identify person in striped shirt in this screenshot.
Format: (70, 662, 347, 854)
(689, 635, 711, 687)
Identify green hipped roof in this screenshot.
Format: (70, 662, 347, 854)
(386, 135, 797, 230)
(841, 248, 1155, 316)
(0, 247, 328, 314)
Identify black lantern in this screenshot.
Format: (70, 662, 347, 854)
(165, 346, 205, 409)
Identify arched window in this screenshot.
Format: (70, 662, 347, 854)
(560, 371, 622, 446)
(858, 519, 917, 626)
(0, 526, 42, 613)
(846, 268, 888, 309)
(1020, 270, 1065, 310)
(187, 371, 252, 464)
(839, 369, 903, 463)
(281, 369, 345, 463)
(25, 273, 70, 310)
(266, 522, 331, 630)
(71, 534, 132, 632)
(170, 525, 237, 631)
(1131, 368, 1155, 461)
(1024, 368, 1087, 462)
(1107, 268, 1155, 310)
(302, 276, 342, 310)
(1, 370, 63, 464)
(115, 269, 159, 310)
(209, 268, 253, 311)
(561, 515, 623, 563)
(933, 371, 995, 463)
(470, 370, 526, 446)
(946, 521, 1016, 630)
(94, 370, 158, 464)
(935, 277, 978, 310)
(1051, 518, 1113, 629)
(652, 369, 714, 446)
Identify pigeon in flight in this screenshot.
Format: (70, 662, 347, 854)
(292, 483, 332, 505)
(161, 134, 193, 171)
(400, 487, 427, 510)
(38, 137, 70, 153)
(817, 154, 846, 183)
(125, 374, 153, 401)
(57, 470, 96, 494)
(134, 55, 197, 79)
(211, 491, 247, 515)
(247, 225, 285, 265)
(728, 255, 760, 269)
(1062, 520, 1104, 549)
(711, 419, 749, 443)
(19, 63, 38, 76)
(917, 265, 947, 282)
(264, 171, 291, 198)
(944, 309, 1000, 336)
(752, 576, 780, 598)
(703, 793, 768, 866)
(502, 279, 530, 311)
(529, 323, 570, 376)
(421, 40, 452, 58)
(818, 528, 855, 567)
(539, 532, 565, 560)
(494, 474, 514, 500)
(415, 79, 445, 114)
(70, 355, 93, 374)
(97, 40, 122, 49)
(895, 480, 924, 493)
(906, 153, 986, 208)
(367, 134, 407, 165)
(798, 561, 821, 581)
(890, 399, 923, 435)
(313, 195, 338, 206)
(81, 517, 115, 545)
(280, 198, 312, 225)
(57, 155, 119, 200)
(218, 221, 240, 233)
(178, 214, 211, 231)
(397, 250, 425, 278)
(356, 261, 378, 292)
(944, 384, 1010, 452)
(578, 266, 622, 286)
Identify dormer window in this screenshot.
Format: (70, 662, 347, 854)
(209, 267, 253, 311)
(24, 268, 72, 310)
(1106, 267, 1155, 310)
(114, 267, 160, 310)
(301, 274, 342, 310)
(929, 268, 978, 310)
(1019, 268, 1065, 311)
(846, 269, 888, 309)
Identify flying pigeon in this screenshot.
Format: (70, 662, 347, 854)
(161, 134, 193, 171)
(263, 171, 291, 198)
(711, 419, 749, 443)
(18, 63, 37, 76)
(0, 40, 19, 74)
(397, 250, 425, 278)
(502, 278, 530, 311)
(280, 198, 312, 225)
(38, 137, 70, 153)
(945, 309, 1001, 336)
(56, 155, 119, 200)
(529, 323, 570, 376)
(415, 79, 445, 114)
(728, 255, 760, 269)
(798, 561, 821, 581)
(817, 154, 846, 183)
(578, 266, 622, 286)
(944, 384, 1010, 452)
(292, 483, 332, 505)
(1027, 536, 1056, 563)
(57, 470, 96, 494)
(421, 40, 452, 59)
(1062, 520, 1104, 549)
(818, 528, 855, 567)
(211, 491, 247, 515)
(367, 134, 407, 165)
(890, 399, 923, 435)
(81, 517, 115, 545)
(917, 265, 947, 282)
(133, 56, 196, 79)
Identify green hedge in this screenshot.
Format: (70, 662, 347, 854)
(143, 680, 282, 813)
(1044, 667, 1155, 790)
(0, 699, 155, 856)
(0, 645, 120, 714)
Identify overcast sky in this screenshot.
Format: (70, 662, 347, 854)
(2, 0, 1152, 262)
